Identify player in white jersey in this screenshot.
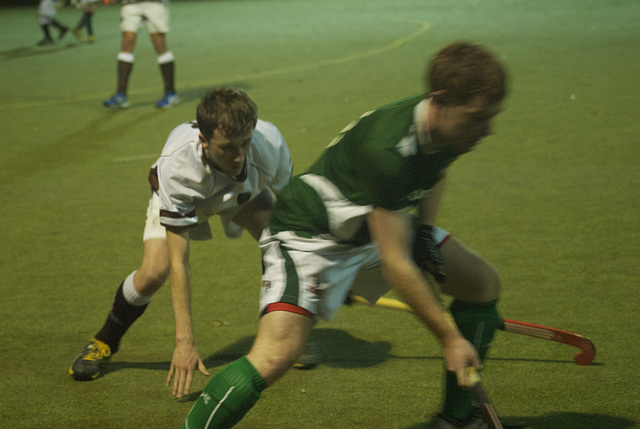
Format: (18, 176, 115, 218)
(180, 43, 518, 429)
(36, 0, 69, 46)
(103, 0, 179, 109)
(70, 87, 293, 399)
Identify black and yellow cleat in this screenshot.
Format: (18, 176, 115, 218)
(69, 339, 112, 381)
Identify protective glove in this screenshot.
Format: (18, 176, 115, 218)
(412, 225, 446, 283)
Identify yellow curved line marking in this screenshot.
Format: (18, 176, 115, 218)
(3, 22, 429, 112)
(208, 21, 430, 83)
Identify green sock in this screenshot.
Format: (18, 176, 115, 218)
(182, 356, 267, 429)
(442, 299, 501, 420)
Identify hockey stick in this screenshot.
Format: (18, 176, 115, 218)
(349, 295, 596, 365)
(466, 367, 503, 429)
(500, 318, 596, 366)
(439, 311, 504, 429)
(347, 295, 505, 427)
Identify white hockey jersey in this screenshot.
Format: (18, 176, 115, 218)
(151, 119, 292, 237)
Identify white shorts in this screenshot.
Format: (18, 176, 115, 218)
(120, 1, 170, 34)
(143, 193, 244, 242)
(38, 0, 57, 24)
(258, 226, 450, 320)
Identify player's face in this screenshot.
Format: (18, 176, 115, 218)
(201, 128, 253, 176)
(435, 95, 502, 154)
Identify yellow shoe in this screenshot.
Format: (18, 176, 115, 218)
(88, 34, 95, 44)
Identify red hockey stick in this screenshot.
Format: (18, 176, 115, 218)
(349, 295, 596, 365)
(501, 318, 596, 365)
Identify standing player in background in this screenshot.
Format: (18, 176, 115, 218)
(70, 87, 296, 399)
(103, 0, 178, 109)
(36, 0, 69, 46)
(180, 42, 521, 429)
(71, 0, 98, 43)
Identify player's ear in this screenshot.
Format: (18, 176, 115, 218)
(430, 90, 449, 107)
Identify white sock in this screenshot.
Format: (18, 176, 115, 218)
(122, 271, 152, 306)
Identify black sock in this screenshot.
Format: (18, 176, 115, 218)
(94, 282, 149, 353)
(83, 13, 94, 35)
(77, 12, 89, 29)
(51, 19, 68, 31)
(41, 25, 52, 40)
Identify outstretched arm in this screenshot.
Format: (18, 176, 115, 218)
(165, 227, 209, 398)
(368, 207, 480, 385)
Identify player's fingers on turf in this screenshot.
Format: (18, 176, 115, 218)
(166, 364, 175, 386)
(184, 370, 194, 396)
(173, 369, 184, 397)
(178, 369, 189, 398)
(198, 358, 210, 376)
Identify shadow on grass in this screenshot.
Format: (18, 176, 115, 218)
(102, 326, 596, 380)
(101, 335, 256, 379)
(488, 356, 604, 366)
(102, 359, 171, 376)
(0, 41, 81, 60)
(405, 412, 636, 429)
(312, 328, 396, 368)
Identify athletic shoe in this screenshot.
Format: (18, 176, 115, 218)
(37, 38, 54, 46)
(429, 412, 527, 429)
(293, 342, 320, 370)
(87, 34, 95, 44)
(103, 93, 129, 109)
(156, 92, 179, 109)
(73, 27, 83, 41)
(69, 339, 112, 381)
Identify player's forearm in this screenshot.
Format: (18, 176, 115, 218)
(383, 261, 460, 345)
(170, 264, 196, 344)
(166, 228, 195, 344)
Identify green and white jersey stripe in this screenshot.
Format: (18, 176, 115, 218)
(270, 94, 459, 246)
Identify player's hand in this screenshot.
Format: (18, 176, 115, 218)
(442, 336, 481, 387)
(166, 342, 210, 398)
(412, 225, 446, 283)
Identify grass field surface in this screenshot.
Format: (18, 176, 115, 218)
(1, 0, 639, 427)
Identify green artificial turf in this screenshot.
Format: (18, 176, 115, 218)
(1, 0, 639, 427)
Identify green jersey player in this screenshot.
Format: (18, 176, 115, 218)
(181, 42, 515, 429)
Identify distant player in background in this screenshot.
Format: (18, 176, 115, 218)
(71, 0, 98, 43)
(70, 87, 295, 398)
(179, 42, 518, 429)
(36, 0, 69, 46)
(103, 0, 178, 109)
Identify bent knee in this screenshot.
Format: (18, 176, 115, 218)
(134, 268, 169, 294)
(442, 263, 501, 303)
(250, 353, 298, 385)
(478, 265, 501, 302)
